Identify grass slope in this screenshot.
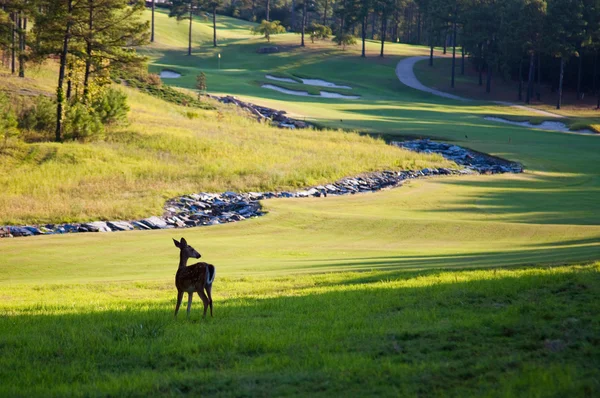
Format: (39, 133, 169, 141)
(0, 65, 446, 225)
(0, 264, 598, 396)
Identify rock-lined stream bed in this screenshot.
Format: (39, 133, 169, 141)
(207, 94, 311, 129)
(0, 140, 523, 238)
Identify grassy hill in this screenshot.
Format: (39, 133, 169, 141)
(0, 64, 446, 225)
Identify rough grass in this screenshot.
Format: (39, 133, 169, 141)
(0, 65, 451, 225)
(0, 263, 598, 397)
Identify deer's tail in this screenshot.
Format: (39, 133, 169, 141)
(206, 264, 216, 285)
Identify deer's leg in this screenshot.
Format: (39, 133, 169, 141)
(197, 289, 209, 318)
(186, 292, 193, 318)
(205, 284, 213, 317)
(174, 290, 184, 318)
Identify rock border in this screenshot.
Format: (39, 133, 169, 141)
(0, 140, 522, 238)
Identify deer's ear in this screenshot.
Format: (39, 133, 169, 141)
(180, 237, 188, 247)
(173, 238, 180, 248)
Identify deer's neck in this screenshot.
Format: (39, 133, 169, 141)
(178, 252, 189, 270)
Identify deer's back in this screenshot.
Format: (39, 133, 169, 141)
(176, 262, 213, 292)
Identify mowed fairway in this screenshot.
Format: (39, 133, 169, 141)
(1, 10, 600, 396)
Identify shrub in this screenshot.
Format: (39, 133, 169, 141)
(19, 95, 56, 133)
(145, 73, 162, 87)
(0, 93, 19, 147)
(250, 20, 286, 42)
(63, 102, 104, 142)
(92, 87, 129, 125)
(309, 24, 332, 43)
(332, 33, 357, 49)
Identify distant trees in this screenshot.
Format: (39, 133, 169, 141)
(169, 0, 202, 55)
(251, 19, 285, 41)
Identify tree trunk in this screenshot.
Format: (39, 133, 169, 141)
(379, 16, 386, 57)
(417, 9, 421, 44)
(451, 13, 457, 88)
(557, 57, 564, 110)
(371, 13, 376, 40)
(291, 0, 296, 30)
(301, 1, 306, 47)
(188, 6, 192, 55)
(518, 59, 523, 101)
(442, 26, 447, 55)
(478, 42, 483, 86)
(213, 5, 217, 47)
(576, 52, 582, 100)
(266, 0, 270, 21)
(56, 0, 74, 142)
(536, 52, 541, 101)
(593, 51, 598, 98)
(18, 13, 25, 78)
(151, 0, 155, 42)
(526, 52, 534, 104)
(322, 0, 327, 25)
(461, 39, 465, 75)
(486, 60, 492, 93)
(361, 16, 366, 57)
(11, 13, 16, 74)
(83, 0, 94, 99)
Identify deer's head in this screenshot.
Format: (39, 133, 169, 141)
(173, 237, 201, 259)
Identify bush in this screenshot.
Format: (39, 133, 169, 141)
(309, 24, 332, 43)
(19, 95, 56, 133)
(145, 73, 162, 87)
(332, 33, 357, 49)
(92, 87, 129, 125)
(0, 93, 19, 147)
(63, 102, 104, 142)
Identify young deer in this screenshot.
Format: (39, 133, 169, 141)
(173, 238, 216, 319)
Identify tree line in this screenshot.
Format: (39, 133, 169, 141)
(209, 0, 600, 108)
(0, 0, 148, 142)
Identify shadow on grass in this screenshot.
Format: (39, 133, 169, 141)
(1, 264, 598, 396)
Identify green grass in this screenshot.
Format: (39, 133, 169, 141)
(1, 264, 598, 396)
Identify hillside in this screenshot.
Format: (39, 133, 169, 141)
(0, 63, 449, 225)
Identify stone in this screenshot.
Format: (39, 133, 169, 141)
(257, 46, 279, 54)
(107, 221, 135, 231)
(83, 221, 112, 232)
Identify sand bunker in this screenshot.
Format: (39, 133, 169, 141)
(265, 74, 297, 84)
(160, 70, 181, 78)
(484, 117, 596, 135)
(262, 84, 360, 99)
(299, 78, 352, 89)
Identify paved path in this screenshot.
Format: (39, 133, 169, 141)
(395, 56, 563, 118)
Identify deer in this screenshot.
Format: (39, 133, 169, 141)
(172, 238, 216, 319)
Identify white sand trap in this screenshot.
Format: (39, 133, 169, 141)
(160, 70, 181, 78)
(262, 84, 360, 99)
(320, 91, 360, 99)
(484, 117, 596, 135)
(265, 74, 297, 84)
(300, 78, 352, 89)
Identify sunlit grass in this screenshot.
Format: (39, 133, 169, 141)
(0, 263, 598, 396)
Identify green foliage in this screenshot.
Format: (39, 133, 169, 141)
(19, 96, 56, 134)
(309, 23, 332, 43)
(332, 33, 357, 49)
(91, 87, 130, 125)
(0, 92, 18, 146)
(250, 20, 286, 42)
(62, 102, 104, 142)
(196, 71, 207, 94)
